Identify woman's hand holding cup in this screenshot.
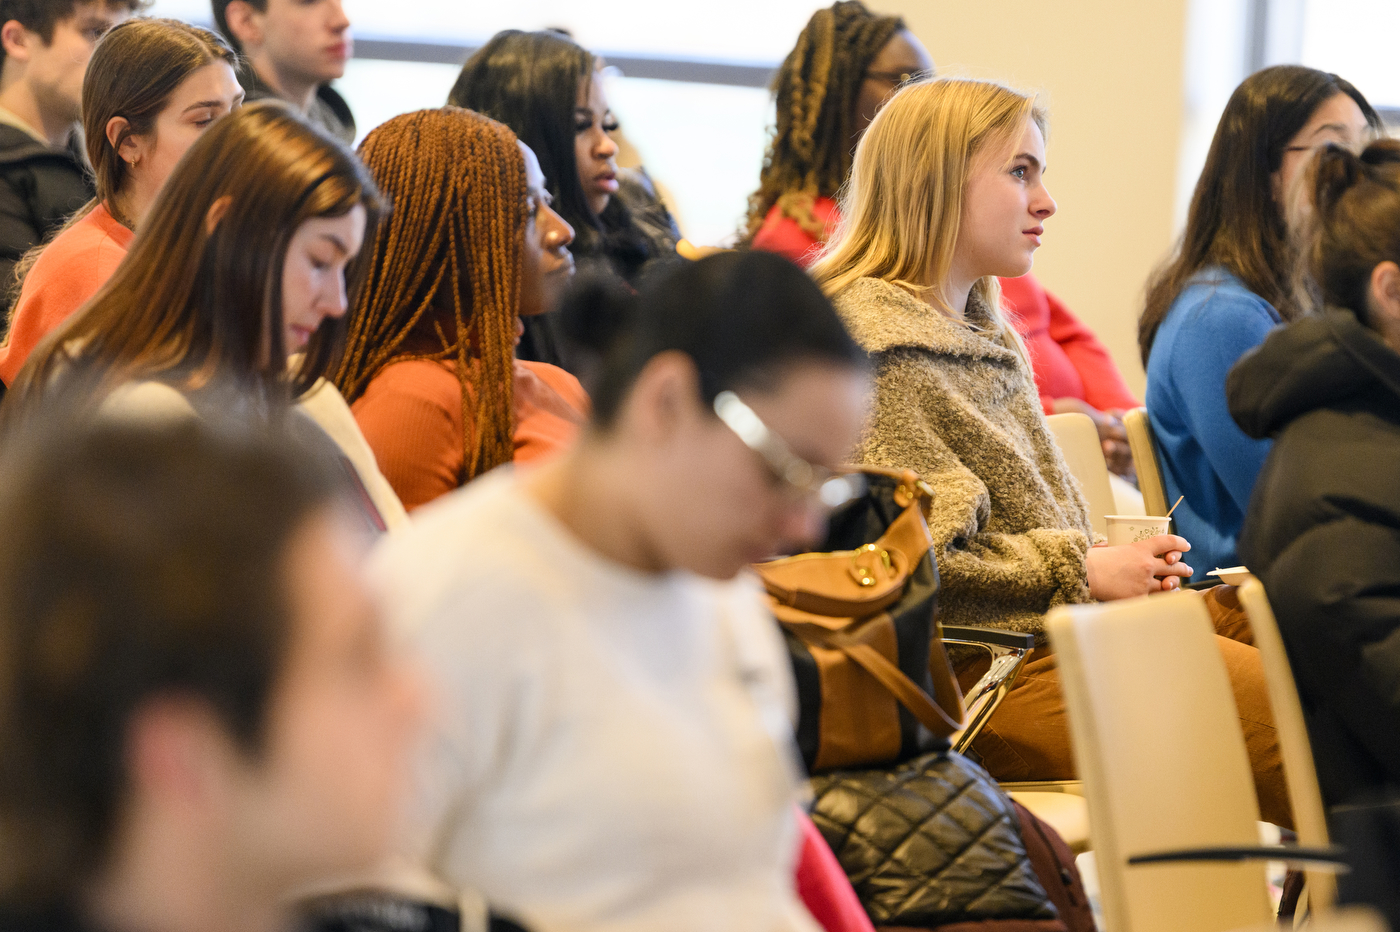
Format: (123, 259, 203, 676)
(1086, 531, 1193, 601)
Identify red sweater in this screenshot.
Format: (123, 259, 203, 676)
(0, 203, 132, 385)
(750, 197, 840, 266)
(999, 274, 1139, 416)
(750, 198, 1139, 416)
(352, 357, 589, 512)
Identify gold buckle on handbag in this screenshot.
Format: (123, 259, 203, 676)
(850, 544, 895, 587)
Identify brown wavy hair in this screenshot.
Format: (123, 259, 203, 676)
(9, 102, 382, 408)
(336, 107, 526, 480)
(740, 1, 905, 244)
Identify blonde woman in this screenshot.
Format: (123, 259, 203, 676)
(810, 77, 1289, 825)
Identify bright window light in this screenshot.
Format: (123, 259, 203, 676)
(1300, 0, 1400, 109)
(145, 0, 822, 63)
(138, 1, 820, 244)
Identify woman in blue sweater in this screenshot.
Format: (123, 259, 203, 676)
(1138, 65, 1379, 580)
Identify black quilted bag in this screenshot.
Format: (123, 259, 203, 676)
(809, 749, 1058, 927)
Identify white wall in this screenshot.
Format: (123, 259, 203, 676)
(884, 0, 1192, 396)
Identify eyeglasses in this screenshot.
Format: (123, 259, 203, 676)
(864, 68, 930, 87)
(713, 390, 866, 508)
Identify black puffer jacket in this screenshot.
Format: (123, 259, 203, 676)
(0, 124, 91, 312)
(1228, 308, 1400, 807)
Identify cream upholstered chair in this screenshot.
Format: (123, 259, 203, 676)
(1124, 407, 1169, 516)
(1046, 590, 1343, 932)
(1238, 576, 1338, 915)
(1047, 411, 1118, 539)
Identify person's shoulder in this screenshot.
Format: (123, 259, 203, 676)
(99, 381, 197, 423)
(370, 471, 551, 638)
(1173, 267, 1278, 322)
(311, 85, 355, 144)
(999, 274, 1051, 331)
(25, 210, 119, 283)
(515, 359, 588, 407)
(833, 278, 931, 351)
(0, 125, 75, 168)
(360, 358, 460, 408)
(375, 470, 526, 574)
(751, 204, 821, 265)
(832, 276, 910, 322)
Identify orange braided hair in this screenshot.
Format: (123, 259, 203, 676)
(336, 107, 525, 480)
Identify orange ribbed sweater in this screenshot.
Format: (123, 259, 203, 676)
(0, 203, 132, 385)
(352, 357, 589, 512)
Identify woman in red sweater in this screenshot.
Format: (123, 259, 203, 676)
(746, 2, 1138, 473)
(335, 108, 587, 512)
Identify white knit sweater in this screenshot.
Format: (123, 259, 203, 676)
(373, 469, 818, 932)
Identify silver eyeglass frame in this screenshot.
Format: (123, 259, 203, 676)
(712, 390, 865, 508)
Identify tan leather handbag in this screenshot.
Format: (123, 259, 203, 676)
(754, 466, 965, 772)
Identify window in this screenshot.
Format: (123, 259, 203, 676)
(143, 0, 822, 244)
(1298, 0, 1400, 113)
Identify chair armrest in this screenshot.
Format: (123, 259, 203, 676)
(942, 626, 1037, 650)
(1128, 844, 1348, 871)
(942, 627, 1036, 754)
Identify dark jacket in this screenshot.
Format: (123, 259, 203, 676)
(0, 124, 92, 311)
(0, 905, 91, 932)
(1229, 308, 1400, 807)
(239, 64, 355, 145)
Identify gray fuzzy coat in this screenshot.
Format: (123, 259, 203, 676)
(833, 277, 1094, 639)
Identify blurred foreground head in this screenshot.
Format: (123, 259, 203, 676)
(0, 409, 424, 927)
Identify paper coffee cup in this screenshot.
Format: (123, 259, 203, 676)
(1105, 514, 1171, 546)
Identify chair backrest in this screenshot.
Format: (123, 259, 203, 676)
(1228, 906, 1390, 932)
(1047, 591, 1273, 932)
(1047, 412, 1118, 538)
(1238, 576, 1337, 913)
(1124, 407, 1169, 516)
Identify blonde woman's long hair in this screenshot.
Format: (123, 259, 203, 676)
(810, 77, 1046, 341)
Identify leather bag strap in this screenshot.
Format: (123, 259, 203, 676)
(788, 617, 965, 737)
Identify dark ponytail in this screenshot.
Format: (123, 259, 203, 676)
(558, 250, 866, 428)
(1304, 139, 1400, 324)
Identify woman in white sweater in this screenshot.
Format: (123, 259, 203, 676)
(373, 252, 871, 932)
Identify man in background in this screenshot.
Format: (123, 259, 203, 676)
(0, 0, 136, 308)
(213, 0, 354, 144)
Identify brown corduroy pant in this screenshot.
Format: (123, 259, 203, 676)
(954, 585, 1293, 829)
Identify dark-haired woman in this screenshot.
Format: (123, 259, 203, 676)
(376, 251, 868, 931)
(448, 30, 681, 369)
(0, 18, 243, 384)
(335, 108, 586, 513)
(1140, 65, 1380, 580)
(8, 101, 406, 530)
(1232, 139, 1400, 808)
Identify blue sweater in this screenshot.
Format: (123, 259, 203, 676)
(1144, 268, 1280, 581)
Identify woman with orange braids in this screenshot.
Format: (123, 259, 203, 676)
(337, 107, 584, 512)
